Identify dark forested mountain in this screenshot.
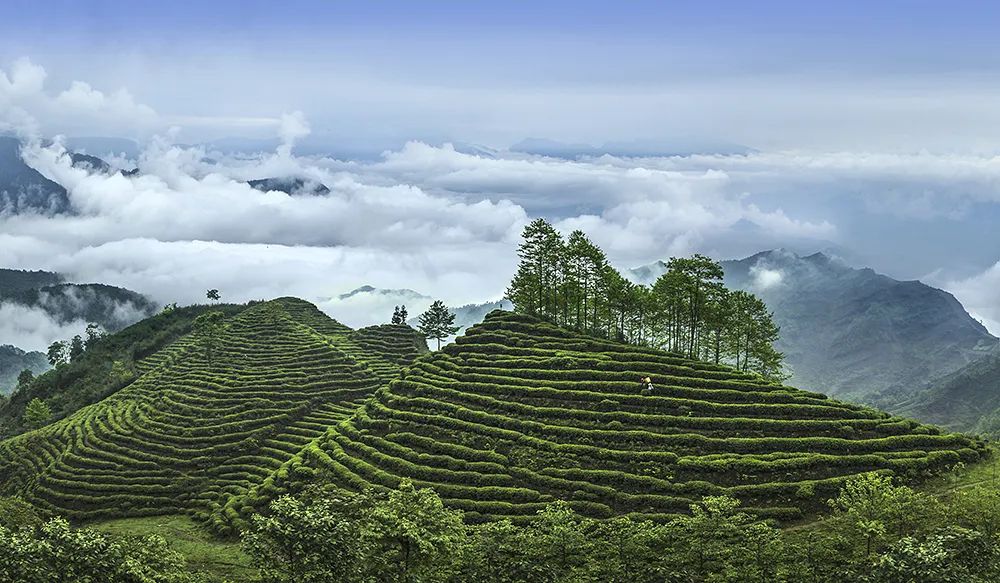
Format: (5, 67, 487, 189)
(0, 136, 70, 214)
(69, 152, 111, 173)
(631, 250, 997, 401)
(893, 344, 1000, 436)
(0, 268, 63, 295)
(248, 177, 330, 196)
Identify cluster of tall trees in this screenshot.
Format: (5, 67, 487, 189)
(44, 323, 104, 368)
(506, 219, 785, 380)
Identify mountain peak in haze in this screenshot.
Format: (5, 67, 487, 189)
(630, 250, 997, 400)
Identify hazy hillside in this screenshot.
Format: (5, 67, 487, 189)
(0, 136, 70, 214)
(631, 250, 997, 401)
(0, 298, 428, 521)
(0, 269, 160, 393)
(893, 344, 1000, 435)
(0, 345, 48, 394)
(224, 310, 983, 531)
(0, 269, 158, 329)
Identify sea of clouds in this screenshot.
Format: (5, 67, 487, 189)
(1, 57, 999, 347)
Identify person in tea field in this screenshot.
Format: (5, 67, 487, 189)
(641, 376, 654, 396)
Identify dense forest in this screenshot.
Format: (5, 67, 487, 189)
(506, 219, 785, 380)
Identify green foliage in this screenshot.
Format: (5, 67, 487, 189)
(206, 289, 221, 302)
(193, 311, 226, 364)
(417, 300, 460, 350)
(45, 341, 67, 367)
(0, 298, 429, 528)
(0, 518, 197, 583)
(364, 480, 466, 582)
(22, 398, 50, 429)
(504, 220, 787, 380)
(0, 496, 42, 529)
(0, 302, 247, 439)
(237, 309, 983, 527)
(829, 473, 938, 558)
(869, 527, 1000, 583)
(244, 493, 367, 582)
(244, 481, 465, 583)
(69, 334, 86, 363)
(16, 368, 34, 391)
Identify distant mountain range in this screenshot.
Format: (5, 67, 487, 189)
(630, 250, 998, 402)
(0, 345, 48, 395)
(248, 177, 330, 196)
(509, 137, 754, 159)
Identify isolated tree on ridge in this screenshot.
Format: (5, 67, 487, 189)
(206, 289, 221, 302)
(418, 300, 460, 350)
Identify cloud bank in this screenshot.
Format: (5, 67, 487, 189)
(3, 58, 1000, 345)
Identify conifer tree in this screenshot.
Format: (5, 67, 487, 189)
(23, 398, 51, 429)
(417, 300, 460, 350)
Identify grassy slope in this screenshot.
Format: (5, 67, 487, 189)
(91, 515, 256, 583)
(0, 297, 427, 530)
(229, 310, 987, 526)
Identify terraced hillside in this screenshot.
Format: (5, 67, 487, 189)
(227, 310, 987, 528)
(0, 297, 427, 521)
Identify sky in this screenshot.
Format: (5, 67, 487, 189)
(1, 0, 1000, 343)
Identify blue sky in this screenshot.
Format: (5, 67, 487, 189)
(6, 1, 1000, 151)
(2, 1, 1000, 338)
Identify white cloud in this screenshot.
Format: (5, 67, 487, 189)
(0, 302, 90, 353)
(944, 262, 1000, 336)
(749, 265, 785, 291)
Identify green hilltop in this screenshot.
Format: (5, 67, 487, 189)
(222, 309, 986, 531)
(0, 297, 427, 521)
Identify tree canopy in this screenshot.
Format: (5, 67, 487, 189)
(417, 300, 460, 350)
(504, 220, 787, 380)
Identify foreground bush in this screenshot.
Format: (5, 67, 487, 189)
(0, 518, 197, 583)
(243, 474, 1000, 583)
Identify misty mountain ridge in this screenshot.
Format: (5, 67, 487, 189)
(0, 268, 159, 392)
(248, 177, 330, 196)
(892, 343, 1000, 436)
(0, 344, 48, 395)
(0, 136, 71, 214)
(631, 249, 997, 401)
(510, 137, 755, 159)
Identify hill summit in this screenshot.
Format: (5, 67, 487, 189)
(0, 297, 427, 520)
(226, 310, 985, 528)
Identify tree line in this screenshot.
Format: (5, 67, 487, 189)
(5, 470, 992, 582)
(506, 219, 786, 380)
